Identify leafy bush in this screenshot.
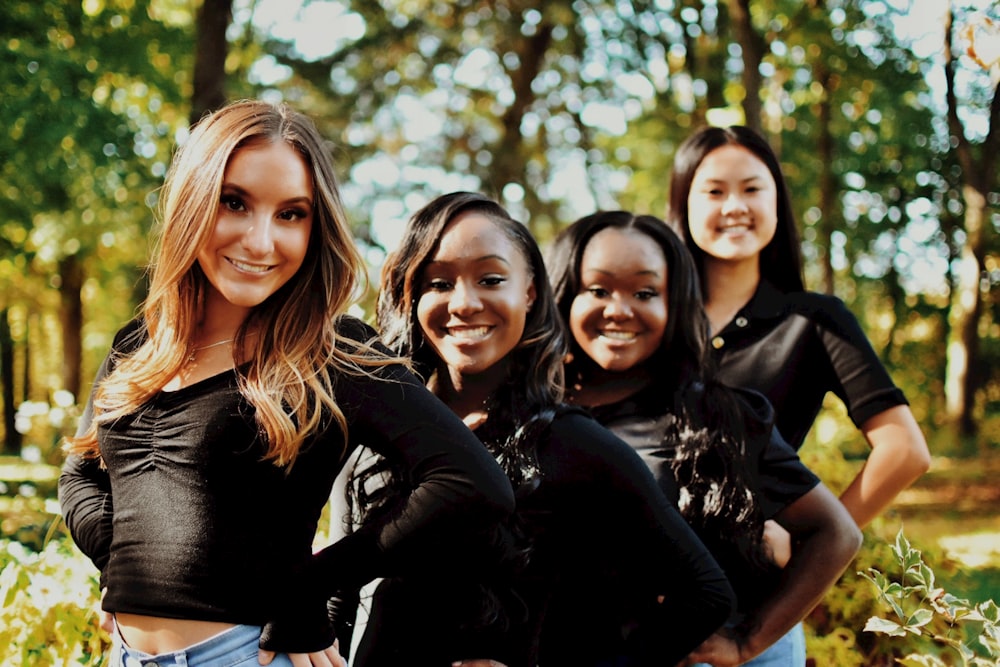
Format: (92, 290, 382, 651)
(0, 535, 108, 666)
(862, 530, 1000, 666)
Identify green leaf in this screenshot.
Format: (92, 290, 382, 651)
(906, 608, 934, 628)
(864, 616, 909, 637)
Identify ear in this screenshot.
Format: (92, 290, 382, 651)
(526, 281, 537, 312)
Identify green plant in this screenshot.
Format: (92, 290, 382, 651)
(861, 529, 1000, 666)
(0, 534, 108, 666)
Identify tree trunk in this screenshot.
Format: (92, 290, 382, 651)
(815, 65, 837, 296)
(0, 308, 20, 455)
(59, 254, 84, 401)
(941, 7, 999, 438)
(728, 0, 764, 132)
(190, 0, 233, 124)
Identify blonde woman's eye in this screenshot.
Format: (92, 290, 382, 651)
(279, 208, 308, 221)
(221, 195, 245, 212)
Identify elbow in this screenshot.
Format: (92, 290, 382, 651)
(712, 577, 738, 626)
(910, 443, 932, 478)
(845, 521, 864, 560)
(833, 514, 864, 566)
(468, 474, 516, 520)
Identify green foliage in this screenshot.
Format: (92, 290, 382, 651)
(861, 529, 1000, 666)
(0, 536, 108, 666)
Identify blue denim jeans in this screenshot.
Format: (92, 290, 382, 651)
(692, 621, 805, 667)
(109, 622, 295, 667)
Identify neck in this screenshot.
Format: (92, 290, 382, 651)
(703, 257, 760, 334)
(430, 362, 508, 422)
(569, 362, 653, 408)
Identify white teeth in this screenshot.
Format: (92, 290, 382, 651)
(600, 330, 636, 341)
(448, 326, 490, 340)
(720, 222, 750, 232)
(229, 258, 272, 273)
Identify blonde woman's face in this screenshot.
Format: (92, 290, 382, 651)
(198, 140, 314, 318)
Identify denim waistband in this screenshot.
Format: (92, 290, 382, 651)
(114, 621, 261, 667)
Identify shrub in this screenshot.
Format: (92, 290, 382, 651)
(862, 529, 1000, 666)
(0, 535, 109, 666)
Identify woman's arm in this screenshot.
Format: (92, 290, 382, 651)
(839, 404, 931, 528)
(58, 350, 116, 576)
(260, 365, 515, 653)
(546, 413, 735, 664)
(686, 483, 862, 665)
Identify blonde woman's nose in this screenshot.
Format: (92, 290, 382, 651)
(241, 219, 275, 255)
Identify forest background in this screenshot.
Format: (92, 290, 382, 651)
(1, 0, 999, 664)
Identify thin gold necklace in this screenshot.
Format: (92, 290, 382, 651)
(187, 338, 233, 363)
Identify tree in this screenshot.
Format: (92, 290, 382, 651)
(0, 0, 191, 450)
(191, 0, 233, 122)
(943, 6, 1000, 438)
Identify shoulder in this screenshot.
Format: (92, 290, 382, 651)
(700, 381, 775, 438)
(783, 290, 861, 326)
(111, 318, 148, 354)
(544, 406, 634, 458)
(334, 314, 381, 347)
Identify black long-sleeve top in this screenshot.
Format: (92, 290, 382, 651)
(708, 280, 908, 449)
(341, 407, 735, 667)
(57, 317, 515, 653)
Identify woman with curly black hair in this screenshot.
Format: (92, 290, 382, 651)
(332, 192, 734, 667)
(547, 211, 862, 666)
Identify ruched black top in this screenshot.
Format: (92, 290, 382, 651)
(58, 317, 515, 653)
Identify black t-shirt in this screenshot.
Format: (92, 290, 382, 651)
(346, 408, 734, 667)
(58, 317, 515, 653)
(709, 280, 908, 449)
(587, 381, 819, 618)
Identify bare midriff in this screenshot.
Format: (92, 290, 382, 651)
(115, 613, 238, 654)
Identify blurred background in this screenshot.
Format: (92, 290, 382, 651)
(1, 1, 998, 664)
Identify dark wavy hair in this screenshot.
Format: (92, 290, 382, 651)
(377, 191, 568, 486)
(666, 125, 804, 294)
(345, 193, 569, 632)
(547, 210, 774, 579)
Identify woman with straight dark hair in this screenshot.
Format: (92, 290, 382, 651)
(667, 125, 930, 528)
(547, 210, 862, 666)
(333, 192, 734, 667)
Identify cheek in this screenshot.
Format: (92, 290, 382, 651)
(288, 227, 313, 263)
(567, 298, 590, 344)
(415, 296, 437, 339)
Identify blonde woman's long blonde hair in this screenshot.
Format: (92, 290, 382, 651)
(69, 99, 391, 467)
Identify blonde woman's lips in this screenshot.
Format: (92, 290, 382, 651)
(227, 258, 275, 273)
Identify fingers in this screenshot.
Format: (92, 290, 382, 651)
(279, 649, 345, 667)
(258, 649, 274, 665)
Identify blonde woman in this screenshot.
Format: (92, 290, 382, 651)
(58, 100, 514, 667)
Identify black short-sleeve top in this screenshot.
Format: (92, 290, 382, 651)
(708, 280, 908, 449)
(588, 381, 819, 616)
(58, 317, 514, 652)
